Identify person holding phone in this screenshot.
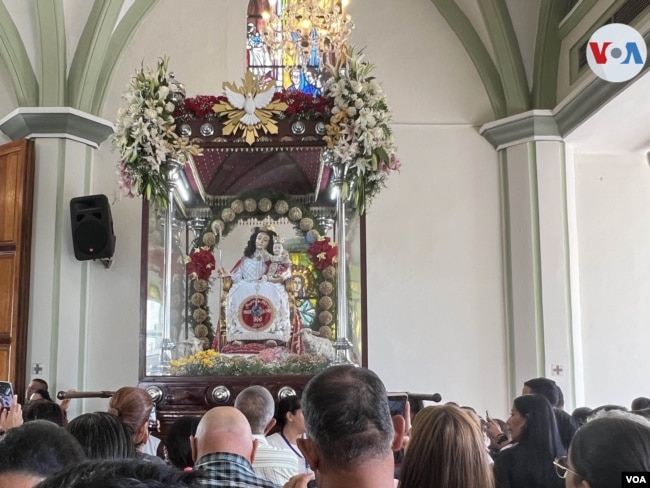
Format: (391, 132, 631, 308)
(0, 395, 23, 434)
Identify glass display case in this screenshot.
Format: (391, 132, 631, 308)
(138, 115, 367, 429)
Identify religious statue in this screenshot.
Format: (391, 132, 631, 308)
(218, 226, 292, 347)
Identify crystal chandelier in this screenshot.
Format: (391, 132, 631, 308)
(262, 0, 354, 68)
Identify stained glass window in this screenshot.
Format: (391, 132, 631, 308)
(246, 0, 325, 95)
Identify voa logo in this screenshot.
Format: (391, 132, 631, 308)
(586, 23, 646, 82)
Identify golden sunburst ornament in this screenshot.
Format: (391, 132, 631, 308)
(213, 71, 288, 145)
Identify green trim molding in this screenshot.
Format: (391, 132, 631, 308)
(477, 0, 530, 114)
(480, 110, 561, 150)
(0, 1, 38, 106)
(430, 0, 507, 119)
(37, 0, 67, 106)
(0, 107, 114, 148)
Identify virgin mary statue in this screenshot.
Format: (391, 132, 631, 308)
(218, 226, 291, 346)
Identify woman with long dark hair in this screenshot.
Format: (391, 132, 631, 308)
(493, 393, 565, 488)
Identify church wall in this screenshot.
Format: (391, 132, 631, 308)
(573, 152, 650, 409)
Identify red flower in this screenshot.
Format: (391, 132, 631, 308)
(186, 248, 216, 280)
(307, 237, 338, 271)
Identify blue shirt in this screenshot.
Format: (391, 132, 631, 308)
(194, 452, 280, 488)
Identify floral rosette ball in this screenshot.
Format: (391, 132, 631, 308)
(231, 199, 244, 213)
(194, 279, 209, 292)
(244, 198, 257, 212)
(275, 200, 289, 214)
(191, 293, 206, 307)
(318, 296, 333, 310)
(202, 232, 216, 247)
(299, 217, 314, 231)
(319, 281, 334, 296)
(193, 308, 207, 323)
(221, 208, 235, 222)
(288, 207, 302, 221)
(319, 311, 333, 326)
(258, 198, 272, 212)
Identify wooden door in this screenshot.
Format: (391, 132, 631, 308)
(0, 139, 34, 394)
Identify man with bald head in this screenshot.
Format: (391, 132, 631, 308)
(191, 406, 279, 487)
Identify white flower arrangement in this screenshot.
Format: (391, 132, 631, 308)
(324, 46, 401, 214)
(113, 56, 201, 207)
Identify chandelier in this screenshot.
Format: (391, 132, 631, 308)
(262, 0, 354, 68)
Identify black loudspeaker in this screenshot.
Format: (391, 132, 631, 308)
(70, 194, 116, 261)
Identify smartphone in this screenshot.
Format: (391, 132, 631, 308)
(387, 392, 408, 417)
(147, 404, 157, 432)
(0, 381, 13, 409)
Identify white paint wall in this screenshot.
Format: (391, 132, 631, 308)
(573, 153, 650, 409)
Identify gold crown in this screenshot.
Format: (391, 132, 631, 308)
(251, 223, 276, 234)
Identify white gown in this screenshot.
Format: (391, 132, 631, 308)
(225, 252, 291, 343)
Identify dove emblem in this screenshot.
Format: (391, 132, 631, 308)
(224, 86, 275, 126)
(213, 71, 289, 145)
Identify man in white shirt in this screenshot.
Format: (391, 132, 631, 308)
(234, 385, 299, 485)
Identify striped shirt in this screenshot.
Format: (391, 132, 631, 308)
(252, 434, 299, 485)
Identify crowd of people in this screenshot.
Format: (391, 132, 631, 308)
(1, 368, 650, 488)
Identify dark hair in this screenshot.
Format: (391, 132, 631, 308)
(571, 406, 594, 427)
(0, 419, 86, 477)
(32, 388, 53, 402)
(499, 394, 565, 487)
(302, 365, 394, 468)
(591, 404, 627, 415)
(34, 458, 204, 488)
(275, 395, 301, 429)
(632, 397, 650, 411)
(523, 377, 559, 406)
(66, 412, 137, 460)
(31, 378, 49, 390)
(234, 385, 275, 434)
(108, 387, 153, 447)
(23, 399, 66, 426)
(569, 413, 650, 488)
(243, 228, 276, 258)
(515, 394, 564, 453)
(166, 416, 200, 470)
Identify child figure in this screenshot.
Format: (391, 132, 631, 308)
(266, 238, 292, 284)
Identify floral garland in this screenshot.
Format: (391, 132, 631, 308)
(324, 46, 401, 214)
(113, 56, 202, 207)
(170, 46, 400, 213)
(170, 348, 330, 376)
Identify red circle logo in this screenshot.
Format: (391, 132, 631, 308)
(238, 296, 276, 331)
